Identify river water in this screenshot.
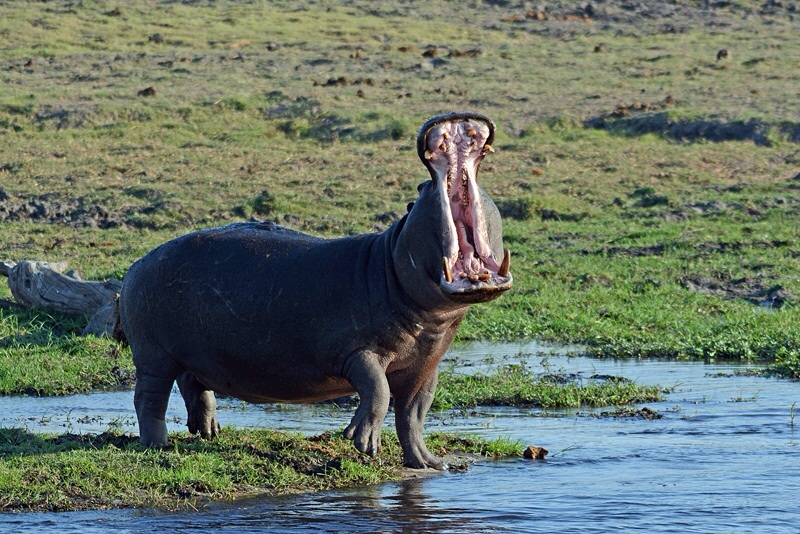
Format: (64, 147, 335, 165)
(1, 341, 799, 533)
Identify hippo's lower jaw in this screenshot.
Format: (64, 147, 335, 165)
(418, 112, 513, 303)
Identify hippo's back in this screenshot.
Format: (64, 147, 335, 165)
(119, 221, 322, 354)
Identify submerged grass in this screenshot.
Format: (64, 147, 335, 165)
(0, 427, 522, 512)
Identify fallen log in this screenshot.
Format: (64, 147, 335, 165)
(1, 259, 121, 336)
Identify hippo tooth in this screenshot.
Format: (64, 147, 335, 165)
(466, 128, 477, 137)
(478, 272, 491, 281)
(442, 131, 450, 139)
(439, 142, 448, 152)
(424, 149, 433, 160)
(498, 249, 511, 277)
(484, 144, 495, 153)
(468, 274, 479, 283)
(442, 257, 453, 283)
(459, 271, 467, 278)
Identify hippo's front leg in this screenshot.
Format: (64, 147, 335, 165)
(391, 367, 443, 469)
(341, 350, 391, 456)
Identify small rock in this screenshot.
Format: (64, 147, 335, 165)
(148, 33, 164, 44)
(137, 86, 156, 97)
(523, 446, 548, 460)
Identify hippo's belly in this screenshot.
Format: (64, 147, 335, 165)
(120, 222, 390, 403)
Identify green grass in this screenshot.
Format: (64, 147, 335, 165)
(0, 427, 522, 512)
(0, 309, 134, 395)
(435, 365, 665, 410)
(1, 0, 799, 390)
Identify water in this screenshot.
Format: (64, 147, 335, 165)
(2, 341, 799, 533)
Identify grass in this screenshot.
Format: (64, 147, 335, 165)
(434, 365, 665, 410)
(0, 309, 134, 395)
(0, 427, 523, 512)
(0, 1, 798, 383)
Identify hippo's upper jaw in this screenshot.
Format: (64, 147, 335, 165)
(417, 112, 513, 303)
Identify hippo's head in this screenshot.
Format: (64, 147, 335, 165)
(393, 112, 512, 308)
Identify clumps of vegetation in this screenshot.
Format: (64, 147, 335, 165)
(0, 427, 522, 512)
(434, 365, 664, 410)
(765, 350, 800, 379)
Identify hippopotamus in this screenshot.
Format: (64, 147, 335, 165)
(118, 111, 512, 469)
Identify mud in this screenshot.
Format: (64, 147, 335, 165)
(0, 187, 124, 228)
(679, 275, 794, 308)
(0, 187, 195, 229)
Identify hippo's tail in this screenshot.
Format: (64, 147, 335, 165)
(112, 294, 128, 347)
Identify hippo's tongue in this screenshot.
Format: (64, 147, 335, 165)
(417, 113, 511, 294)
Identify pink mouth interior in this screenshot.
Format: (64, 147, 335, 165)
(422, 118, 507, 289)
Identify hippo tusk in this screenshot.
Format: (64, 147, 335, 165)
(498, 249, 511, 277)
(442, 257, 453, 283)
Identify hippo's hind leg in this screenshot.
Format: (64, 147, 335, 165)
(390, 367, 444, 470)
(133, 344, 182, 447)
(177, 371, 220, 439)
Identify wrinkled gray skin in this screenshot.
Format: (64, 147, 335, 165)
(119, 112, 512, 469)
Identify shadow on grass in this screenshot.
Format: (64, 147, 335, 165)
(586, 112, 800, 146)
(0, 428, 141, 458)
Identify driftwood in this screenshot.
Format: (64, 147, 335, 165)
(0, 260, 121, 336)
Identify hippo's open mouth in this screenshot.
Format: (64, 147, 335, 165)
(417, 112, 512, 298)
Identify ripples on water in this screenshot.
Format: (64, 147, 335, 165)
(2, 341, 799, 533)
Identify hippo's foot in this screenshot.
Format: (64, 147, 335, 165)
(343, 404, 385, 457)
(402, 443, 444, 470)
(177, 372, 220, 440)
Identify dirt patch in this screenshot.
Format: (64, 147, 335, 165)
(585, 244, 666, 257)
(679, 275, 794, 308)
(0, 187, 196, 229)
(0, 188, 124, 228)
